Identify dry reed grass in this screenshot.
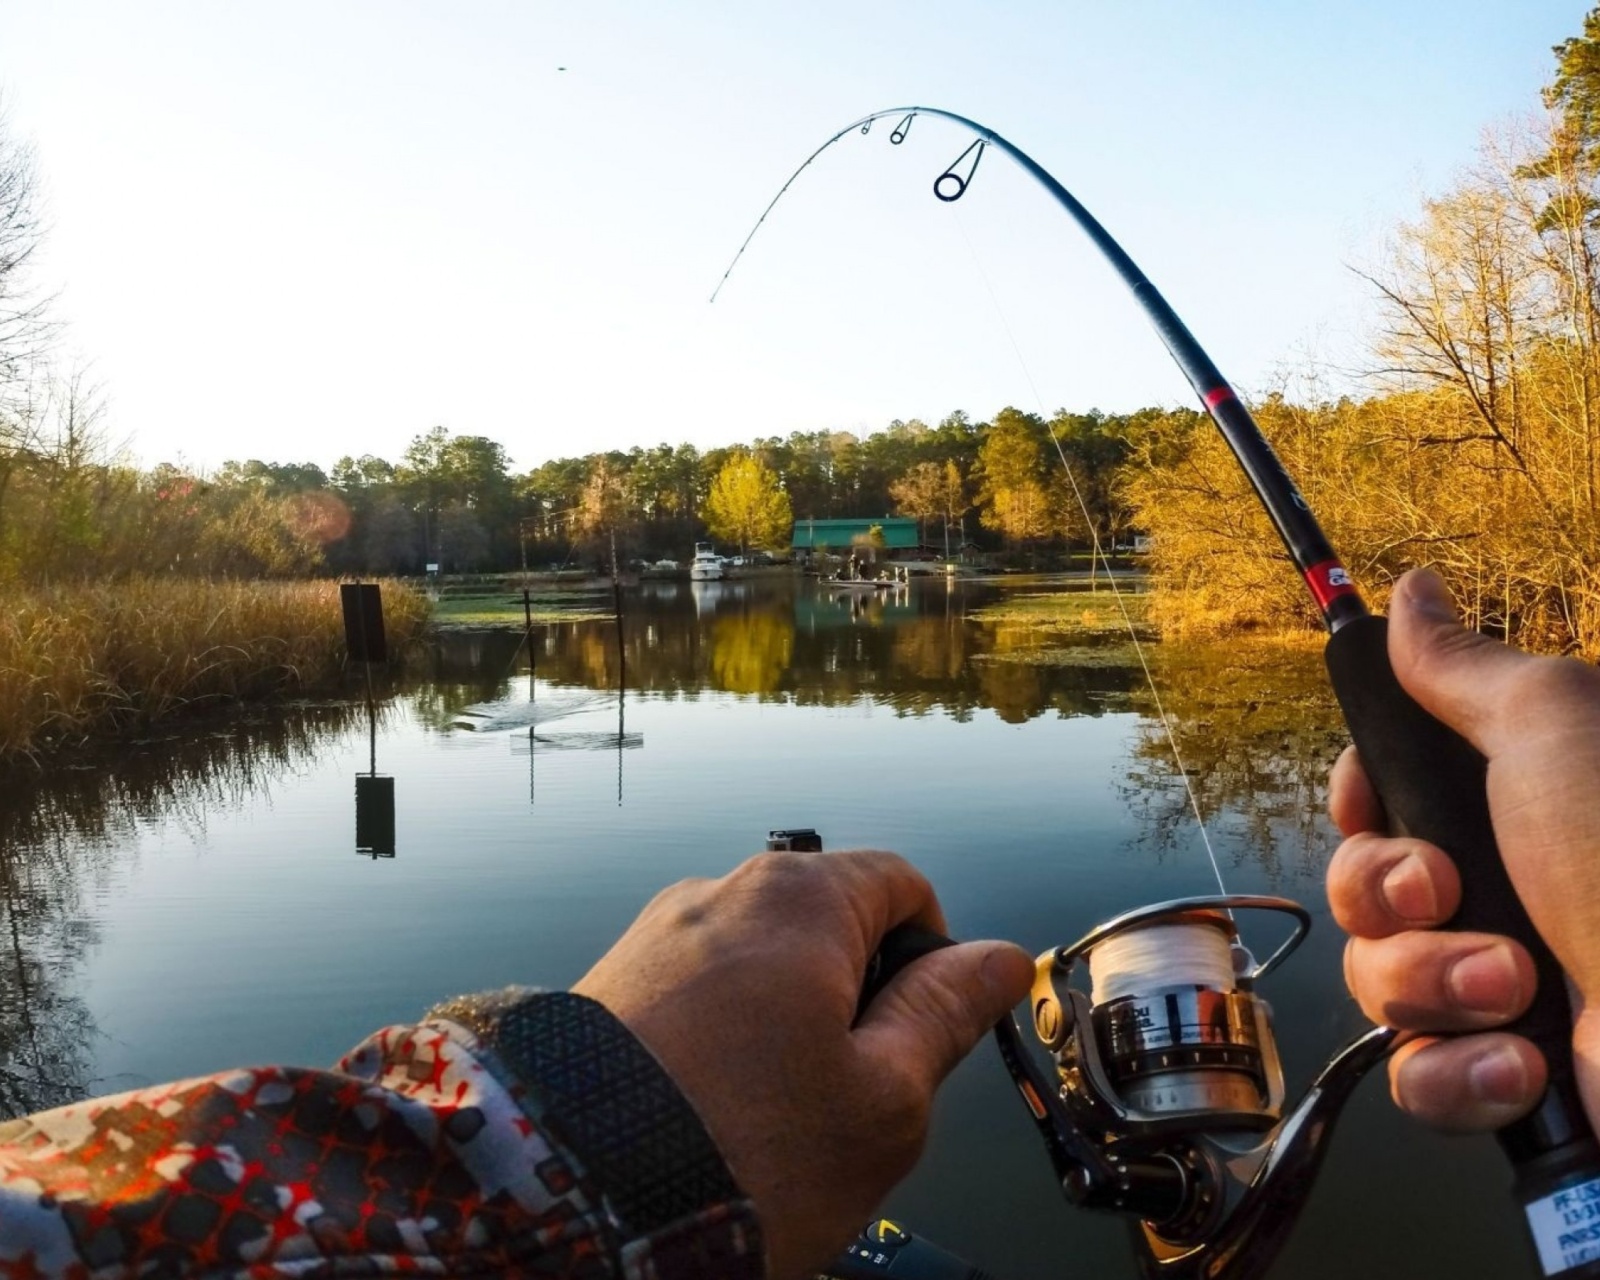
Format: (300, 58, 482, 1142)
(0, 579, 430, 764)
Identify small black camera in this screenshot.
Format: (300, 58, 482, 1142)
(766, 828, 823, 852)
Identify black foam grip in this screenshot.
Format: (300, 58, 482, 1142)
(1325, 616, 1584, 1159)
(857, 923, 956, 1023)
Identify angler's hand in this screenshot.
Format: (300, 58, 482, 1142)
(571, 850, 1033, 1280)
(1327, 567, 1600, 1133)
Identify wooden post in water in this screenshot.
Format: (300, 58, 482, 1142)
(340, 583, 396, 858)
(610, 528, 626, 691)
(522, 587, 536, 702)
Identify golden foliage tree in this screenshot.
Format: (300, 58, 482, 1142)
(975, 409, 1063, 550)
(571, 458, 635, 566)
(891, 459, 969, 557)
(704, 453, 793, 555)
(1354, 110, 1600, 650)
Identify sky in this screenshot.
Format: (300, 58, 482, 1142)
(0, 2, 1589, 474)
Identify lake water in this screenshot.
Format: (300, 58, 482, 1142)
(0, 574, 1534, 1278)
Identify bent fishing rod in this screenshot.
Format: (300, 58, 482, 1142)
(723, 108, 1600, 1280)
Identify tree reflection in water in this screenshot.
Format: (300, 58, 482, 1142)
(493, 577, 1142, 724)
(1123, 641, 1347, 885)
(488, 579, 1344, 882)
(712, 611, 794, 695)
(0, 704, 370, 1118)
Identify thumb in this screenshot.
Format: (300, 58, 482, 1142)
(1388, 567, 1537, 758)
(855, 940, 1034, 1091)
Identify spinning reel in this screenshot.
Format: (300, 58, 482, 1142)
(992, 895, 1399, 1279)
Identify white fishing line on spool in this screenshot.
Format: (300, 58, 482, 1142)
(1088, 922, 1236, 1005)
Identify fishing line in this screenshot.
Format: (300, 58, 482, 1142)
(1087, 921, 1234, 1005)
(947, 205, 1228, 898)
(711, 117, 883, 304)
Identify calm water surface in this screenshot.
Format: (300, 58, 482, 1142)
(1, 575, 1531, 1278)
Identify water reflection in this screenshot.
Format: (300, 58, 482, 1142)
(472, 577, 1143, 724)
(416, 579, 1350, 881)
(0, 578, 1532, 1275)
(355, 776, 397, 858)
(0, 705, 372, 1117)
(1126, 642, 1347, 884)
(0, 582, 1346, 1112)
(0, 579, 1335, 1121)
(408, 629, 535, 731)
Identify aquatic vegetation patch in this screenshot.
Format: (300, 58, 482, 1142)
(971, 643, 1143, 669)
(429, 593, 613, 628)
(969, 590, 1153, 638)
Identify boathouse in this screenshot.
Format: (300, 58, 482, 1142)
(790, 517, 922, 565)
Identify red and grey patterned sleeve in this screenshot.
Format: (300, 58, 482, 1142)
(0, 989, 765, 1279)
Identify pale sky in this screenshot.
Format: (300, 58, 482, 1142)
(0, 2, 1587, 473)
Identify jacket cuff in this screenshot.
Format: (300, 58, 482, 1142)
(429, 988, 764, 1279)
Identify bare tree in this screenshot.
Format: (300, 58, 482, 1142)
(0, 104, 56, 564)
(0, 100, 53, 417)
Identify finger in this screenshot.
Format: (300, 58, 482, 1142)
(825, 849, 951, 945)
(1344, 931, 1536, 1031)
(1388, 1033, 1547, 1131)
(1327, 745, 1385, 837)
(726, 850, 947, 958)
(1327, 831, 1461, 938)
(1387, 568, 1543, 757)
(855, 940, 1034, 1092)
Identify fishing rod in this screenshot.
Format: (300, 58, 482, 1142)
(724, 108, 1600, 1279)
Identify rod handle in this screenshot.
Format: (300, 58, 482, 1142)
(1324, 616, 1589, 1161)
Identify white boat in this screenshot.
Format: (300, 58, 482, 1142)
(689, 542, 725, 580)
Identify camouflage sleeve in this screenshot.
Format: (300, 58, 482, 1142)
(0, 989, 765, 1279)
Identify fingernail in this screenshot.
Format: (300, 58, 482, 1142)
(1448, 944, 1521, 1016)
(1381, 854, 1439, 923)
(1469, 1044, 1529, 1105)
(1403, 568, 1457, 623)
(980, 944, 1034, 1005)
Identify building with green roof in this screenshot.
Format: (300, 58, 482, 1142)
(790, 517, 921, 556)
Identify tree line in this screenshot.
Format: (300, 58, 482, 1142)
(0, 392, 1158, 580)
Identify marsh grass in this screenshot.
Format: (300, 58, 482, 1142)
(0, 579, 430, 763)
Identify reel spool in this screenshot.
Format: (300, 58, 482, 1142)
(1038, 899, 1307, 1134)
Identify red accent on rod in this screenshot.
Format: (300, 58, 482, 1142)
(1305, 559, 1358, 610)
(1204, 385, 1234, 408)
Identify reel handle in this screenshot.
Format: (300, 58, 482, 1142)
(823, 1219, 997, 1280)
(1325, 619, 1600, 1219)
